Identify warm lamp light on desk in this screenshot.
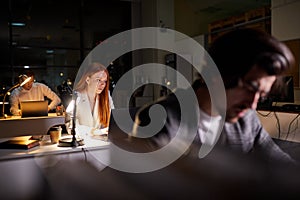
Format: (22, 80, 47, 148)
(58, 91, 84, 147)
(1, 75, 32, 119)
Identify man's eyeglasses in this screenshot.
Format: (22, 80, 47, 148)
(237, 78, 269, 98)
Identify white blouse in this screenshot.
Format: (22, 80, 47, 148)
(66, 91, 114, 137)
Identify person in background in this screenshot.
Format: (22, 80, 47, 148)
(9, 70, 61, 115)
(133, 28, 296, 164)
(66, 62, 114, 139)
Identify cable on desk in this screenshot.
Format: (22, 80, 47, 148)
(81, 147, 87, 163)
(257, 110, 273, 117)
(290, 118, 299, 140)
(257, 110, 281, 139)
(285, 113, 300, 140)
(273, 111, 281, 139)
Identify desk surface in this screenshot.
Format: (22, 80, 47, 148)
(0, 134, 110, 161)
(0, 113, 65, 138)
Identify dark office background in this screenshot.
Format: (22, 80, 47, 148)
(0, 0, 132, 95)
(0, 0, 274, 107)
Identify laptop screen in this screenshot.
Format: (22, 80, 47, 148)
(20, 100, 48, 118)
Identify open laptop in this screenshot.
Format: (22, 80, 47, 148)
(20, 100, 48, 118)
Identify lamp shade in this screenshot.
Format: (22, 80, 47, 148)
(19, 75, 32, 86)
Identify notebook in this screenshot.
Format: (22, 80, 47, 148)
(20, 100, 48, 118)
(0, 139, 40, 149)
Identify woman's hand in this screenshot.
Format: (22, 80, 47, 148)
(92, 127, 108, 135)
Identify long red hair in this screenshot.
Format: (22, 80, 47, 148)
(74, 62, 111, 127)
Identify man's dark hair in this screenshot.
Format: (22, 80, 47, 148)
(21, 69, 35, 78)
(207, 28, 295, 88)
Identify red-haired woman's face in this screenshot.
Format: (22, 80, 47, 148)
(86, 70, 107, 94)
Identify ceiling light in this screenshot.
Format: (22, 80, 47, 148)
(46, 50, 54, 54)
(10, 22, 26, 27)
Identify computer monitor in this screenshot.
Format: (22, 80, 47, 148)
(268, 75, 294, 103)
(257, 75, 294, 110)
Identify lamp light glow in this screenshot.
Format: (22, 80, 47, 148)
(58, 91, 84, 147)
(1, 75, 32, 118)
(19, 76, 32, 86)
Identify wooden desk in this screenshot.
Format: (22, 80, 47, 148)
(0, 135, 109, 161)
(0, 134, 110, 173)
(0, 135, 110, 199)
(0, 113, 65, 138)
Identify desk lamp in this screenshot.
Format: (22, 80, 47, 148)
(1, 75, 32, 119)
(58, 91, 84, 147)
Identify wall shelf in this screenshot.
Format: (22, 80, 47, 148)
(208, 6, 271, 44)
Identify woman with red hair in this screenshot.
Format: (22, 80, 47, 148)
(66, 62, 114, 139)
